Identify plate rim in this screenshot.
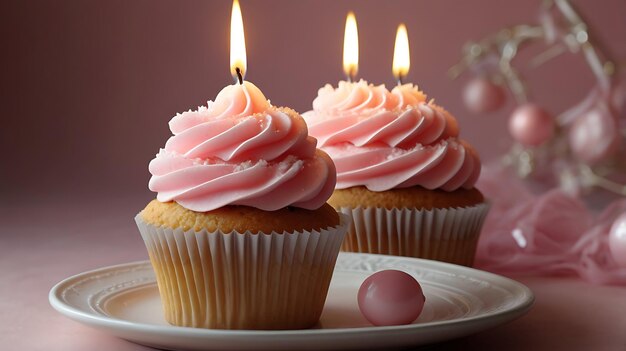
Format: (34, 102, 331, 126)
(49, 252, 534, 337)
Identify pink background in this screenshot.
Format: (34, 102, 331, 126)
(2, 0, 625, 204)
(1, 1, 626, 350)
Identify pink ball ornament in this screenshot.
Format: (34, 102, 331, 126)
(508, 103, 555, 146)
(609, 213, 626, 267)
(357, 270, 425, 326)
(568, 104, 621, 164)
(463, 77, 506, 114)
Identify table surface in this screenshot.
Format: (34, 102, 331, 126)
(2, 197, 625, 351)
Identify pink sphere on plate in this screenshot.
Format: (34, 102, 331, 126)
(358, 270, 425, 326)
(463, 77, 506, 114)
(569, 104, 621, 164)
(609, 213, 626, 267)
(508, 103, 555, 146)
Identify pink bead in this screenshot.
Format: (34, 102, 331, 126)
(508, 103, 555, 146)
(609, 213, 626, 267)
(463, 77, 506, 114)
(357, 270, 425, 326)
(569, 104, 621, 164)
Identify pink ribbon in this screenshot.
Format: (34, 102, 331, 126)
(475, 164, 626, 285)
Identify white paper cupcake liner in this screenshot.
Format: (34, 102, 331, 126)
(135, 213, 348, 330)
(337, 203, 489, 266)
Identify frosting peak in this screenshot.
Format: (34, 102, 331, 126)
(149, 81, 336, 212)
(169, 81, 270, 135)
(391, 83, 427, 109)
(311, 80, 427, 118)
(303, 80, 480, 192)
(312, 80, 394, 114)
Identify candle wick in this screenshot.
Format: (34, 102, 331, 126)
(235, 67, 243, 85)
(346, 67, 357, 83)
(397, 74, 404, 86)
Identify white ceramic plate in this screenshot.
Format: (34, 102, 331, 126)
(49, 252, 533, 351)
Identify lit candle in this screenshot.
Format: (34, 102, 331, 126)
(343, 11, 359, 82)
(230, 0, 246, 84)
(392, 23, 410, 85)
(199, 0, 269, 116)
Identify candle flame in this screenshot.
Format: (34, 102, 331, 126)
(392, 23, 410, 82)
(230, 0, 246, 82)
(343, 11, 359, 80)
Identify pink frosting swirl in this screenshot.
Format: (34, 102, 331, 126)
(309, 80, 427, 119)
(148, 81, 336, 212)
(303, 80, 480, 191)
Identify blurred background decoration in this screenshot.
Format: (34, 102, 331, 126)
(450, 0, 626, 283)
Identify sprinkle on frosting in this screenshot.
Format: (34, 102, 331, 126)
(148, 81, 336, 212)
(302, 80, 480, 192)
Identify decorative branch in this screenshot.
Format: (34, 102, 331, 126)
(450, 0, 625, 197)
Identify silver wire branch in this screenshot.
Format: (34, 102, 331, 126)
(579, 165, 626, 196)
(552, 0, 613, 88)
(448, 25, 544, 103)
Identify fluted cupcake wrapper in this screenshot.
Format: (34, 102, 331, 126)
(135, 214, 348, 330)
(337, 204, 489, 267)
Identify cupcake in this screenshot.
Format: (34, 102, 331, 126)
(303, 80, 488, 266)
(136, 81, 348, 330)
